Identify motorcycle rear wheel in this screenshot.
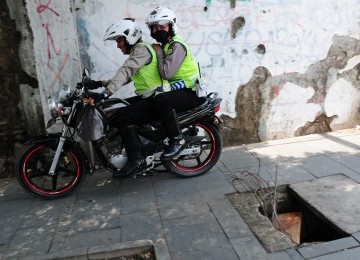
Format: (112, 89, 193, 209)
(163, 122, 222, 177)
(16, 143, 86, 199)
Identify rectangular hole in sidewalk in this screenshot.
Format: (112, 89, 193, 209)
(227, 185, 348, 252)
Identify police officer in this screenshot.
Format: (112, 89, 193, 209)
(96, 18, 170, 178)
(146, 7, 206, 160)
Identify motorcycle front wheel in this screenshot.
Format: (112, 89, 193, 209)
(163, 122, 223, 177)
(16, 142, 87, 199)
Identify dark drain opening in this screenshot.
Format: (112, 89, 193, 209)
(227, 184, 349, 252)
(260, 185, 347, 245)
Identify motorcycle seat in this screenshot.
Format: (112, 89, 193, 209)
(139, 93, 219, 131)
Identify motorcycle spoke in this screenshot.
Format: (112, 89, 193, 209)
(27, 170, 47, 178)
(196, 157, 202, 165)
(57, 165, 76, 176)
(52, 175, 58, 191)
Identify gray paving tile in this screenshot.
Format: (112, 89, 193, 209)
(208, 198, 253, 239)
(297, 237, 358, 258)
(0, 212, 23, 245)
(0, 178, 30, 201)
(246, 145, 283, 164)
(158, 195, 211, 220)
(319, 133, 360, 151)
(58, 200, 121, 233)
(152, 177, 199, 199)
(49, 227, 121, 253)
(304, 139, 358, 154)
(120, 210, 164, 242)
(230, 236, 268, 259)
(119, 181, 157, 214)
(193, 168, 231, 190)
(290, 174, 360, 234)
(322, 152, 360, 168)
(163, 213, 239, 260)
(273, 141, 316, 158)
(262, 161, 316, 185)
(342, 170, 360, 183)
(298, 155, 358, 178)
(5, 226, 55, 257)
(352, 231, 360, 242)
(0, 244, 6, 254)
(285, 248, 305, 260)
(310, 245, 360, 260)
(221, 147, 262, 170)
(199, 182, 237, 200)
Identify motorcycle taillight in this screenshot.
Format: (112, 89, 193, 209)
(214, 104, 220, 113)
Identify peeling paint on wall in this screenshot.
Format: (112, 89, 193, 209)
(222, 35, 360, 144)
(8, 0, 360, 147)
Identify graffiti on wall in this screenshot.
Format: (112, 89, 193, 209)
(28, 0, 81, 122)
(34, 0, 68, 87)
(80, 0, 359, 118)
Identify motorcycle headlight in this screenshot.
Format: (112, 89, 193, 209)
(48, 96, 61, 117)
(58, 84, 75, 102)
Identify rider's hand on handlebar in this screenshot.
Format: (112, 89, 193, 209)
(85, 91, 108, 102)
(84, 80, 103, 89)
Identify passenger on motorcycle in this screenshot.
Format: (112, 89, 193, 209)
(93, 18, 170, 178)
(146, 7, 206, 160)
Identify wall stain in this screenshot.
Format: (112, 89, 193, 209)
(221, 66, 270, 145)
(231, 16, 245, 39)
(221, 35, 360, 146)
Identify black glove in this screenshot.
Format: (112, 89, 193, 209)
(86, 91, 107, 102)
(84, 80, 103, 89)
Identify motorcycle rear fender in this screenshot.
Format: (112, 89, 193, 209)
(195, 115, 223, 129)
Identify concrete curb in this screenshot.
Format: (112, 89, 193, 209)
(4, 239, 171, 260)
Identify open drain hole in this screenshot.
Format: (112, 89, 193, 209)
(227, 185, 348, 252)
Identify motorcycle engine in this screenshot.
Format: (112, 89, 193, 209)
(99, 128, 128, 170)
(109, 149, 128, 170)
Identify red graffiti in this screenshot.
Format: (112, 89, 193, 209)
(36, 0, 60, 16)
(47, 53, 69, 83)
(43, 23, 60, 59)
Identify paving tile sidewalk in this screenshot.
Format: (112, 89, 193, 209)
(2, 129, 360, 259)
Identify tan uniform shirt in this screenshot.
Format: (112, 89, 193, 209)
(107, 44, 152, 94)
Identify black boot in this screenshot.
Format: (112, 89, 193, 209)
(112, 125, 147, 179)
(161, 109, 185, 160)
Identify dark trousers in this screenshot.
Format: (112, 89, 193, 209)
(115, 89, 205, 129)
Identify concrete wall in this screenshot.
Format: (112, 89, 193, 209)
(12, 0, 360, 145)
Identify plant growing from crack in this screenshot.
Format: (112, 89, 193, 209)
(227, 152, 279, 219)
(226, 152, 298, 244)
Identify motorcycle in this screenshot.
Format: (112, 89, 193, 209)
(16, 69, 223, 199)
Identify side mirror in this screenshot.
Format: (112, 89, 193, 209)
(83, 68, 90, 77)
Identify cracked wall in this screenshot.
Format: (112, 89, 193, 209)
(222, 36, 360, 145)
(7, 0, 360, 149)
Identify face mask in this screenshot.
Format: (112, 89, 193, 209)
(153, 30, 170, 45)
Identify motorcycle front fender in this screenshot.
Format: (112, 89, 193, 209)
(23, 133, 62, 145)
(23, 133, 91, 173)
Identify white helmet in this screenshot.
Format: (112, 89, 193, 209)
(145, 7, 177, 34)
(103, 18, 142, 45)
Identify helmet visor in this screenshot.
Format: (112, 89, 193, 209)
(147, 20, 171, 26)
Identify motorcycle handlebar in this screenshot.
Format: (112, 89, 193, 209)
(76, 78, 100, 90)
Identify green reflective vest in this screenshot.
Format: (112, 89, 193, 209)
(131, 42, 170, 97)
(164, 35, 199, 89)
